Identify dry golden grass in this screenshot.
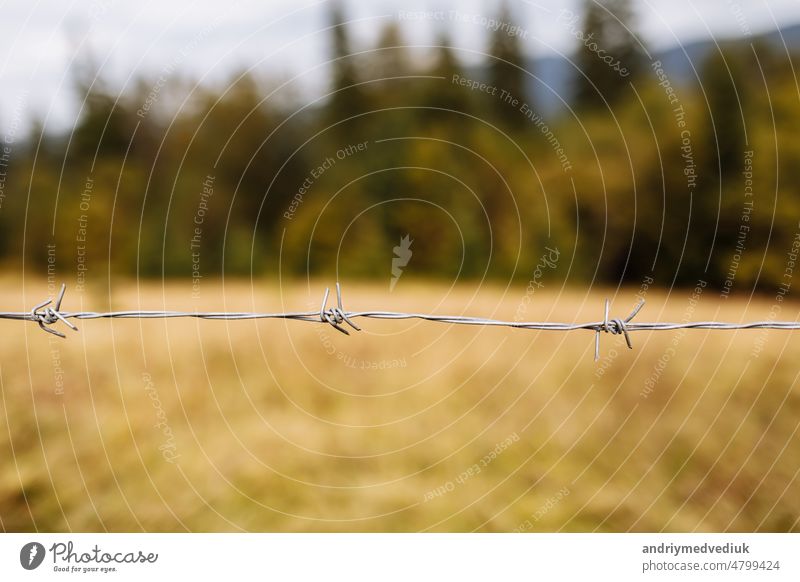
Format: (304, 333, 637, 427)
(0, 278, 798, 532)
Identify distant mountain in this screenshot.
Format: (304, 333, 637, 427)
(522, 22, 800, 115)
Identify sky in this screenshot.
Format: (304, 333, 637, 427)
(1, 0, 799, 134)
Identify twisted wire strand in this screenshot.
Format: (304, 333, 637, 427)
(1, 283, 799, 360)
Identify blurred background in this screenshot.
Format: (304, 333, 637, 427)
(0, 0, 799, 532)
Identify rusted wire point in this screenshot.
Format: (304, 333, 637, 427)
(30, 283, 78, 338)
(319, 282, 361, 335)
(594, 298, 645, 361)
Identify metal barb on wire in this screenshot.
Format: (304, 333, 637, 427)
(319, 283, 361, 335)
(29, 283, 78, 338)
(594, 298, 645, 361)
(3, 282, 800, 361)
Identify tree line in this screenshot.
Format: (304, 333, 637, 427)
(1, 0, 799, 295)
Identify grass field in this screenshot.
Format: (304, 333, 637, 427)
(0, 279, 798, 532)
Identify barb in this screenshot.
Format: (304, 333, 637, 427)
(1, 284, 800, 360)
(593, 298, 645, 361)
(319, 283, 361, 335)
(23, 284, 78, 338)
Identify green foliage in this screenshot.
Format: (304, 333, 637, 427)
(574, 0, 644, 110)
(327, 0, 369, 128)
(2, 5, 799, 297)
(487, 1, 528, 125)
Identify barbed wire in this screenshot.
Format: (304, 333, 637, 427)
(2, 283, 799, 360)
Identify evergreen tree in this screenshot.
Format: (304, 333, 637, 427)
(697, 46, 751, 284)
(487, 1, 528, 125)
(701, 47, 748, 183)
(366, 22, 413, 110)
(573, 0, 644, 110)
(425, 32, 472, 116)
(327, 0, 367, 126)
(71, 66, 135, 158)
(371, 22, 409, 78)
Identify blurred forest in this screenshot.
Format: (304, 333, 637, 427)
(2, 0, 800, 292)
